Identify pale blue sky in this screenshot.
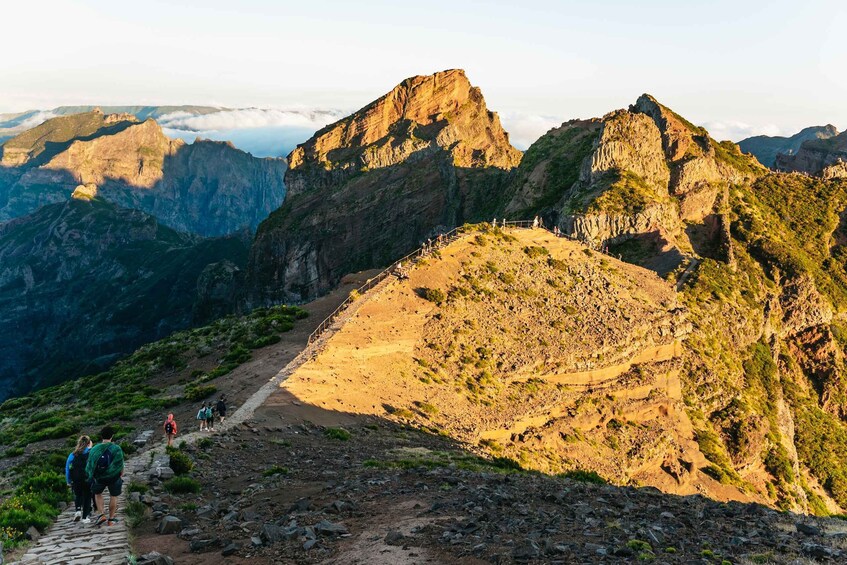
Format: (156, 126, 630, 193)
(2, 0, 845, 144)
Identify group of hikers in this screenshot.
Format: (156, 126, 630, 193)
(65, 426, 125, 527)
(162, 395, 227, 446)
(64, 395, 229, 527)
(196, 395, 227, 433)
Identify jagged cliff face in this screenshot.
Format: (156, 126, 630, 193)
(506, 94, 763, 264)
(0, 197, 248, 401)
(247, 69, 521, 304)
(0, 110, 287, 236)
(286, 69, 520, 194)
(776, 131, 847, 179)
(738, 125, 839, 169)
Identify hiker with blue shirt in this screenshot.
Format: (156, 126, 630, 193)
(86, 425, 125, 527)
(197, 403, 208, 432)
(65, 435, 93, 524)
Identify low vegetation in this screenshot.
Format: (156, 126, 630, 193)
(0, 303, 307, 547)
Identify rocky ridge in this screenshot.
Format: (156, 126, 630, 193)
(776, 130, 847, 179)
(247, 69, 521, 304)
(506, 94, 764, 261)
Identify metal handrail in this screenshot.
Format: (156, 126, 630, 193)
(306, 224, 467, 345)
(303, 219, 595, 347)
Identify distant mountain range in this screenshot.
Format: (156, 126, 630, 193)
(739, 125, 839, 168)
(0, 109, 287, 236)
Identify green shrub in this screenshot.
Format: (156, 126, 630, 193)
(166, 449, 194, 475)
(547, 257, 567, 271)
(248, 334, 281, 349)
(325, 427, 351, 441)
(3, 447, 24, 458)
(423, 288, 446, 304)
(197, 438, 213, 449)
(523, 246, 549, 258)
(262, 465, 289, 477)
(414, 401, 439, 415)
(560, 469, 606, 484)
(125, 500, 147, 528)
(127, 482, 149, 494)
(164, 476, 201, 494)
(184, 384, 216, 402)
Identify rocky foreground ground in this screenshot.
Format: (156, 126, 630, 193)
(131, 410, 847, 564)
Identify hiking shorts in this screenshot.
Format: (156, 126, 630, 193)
(91, 476, 122, 497)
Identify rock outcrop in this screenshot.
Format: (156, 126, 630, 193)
(739, 125, 839, 169)
(0, 111, 287, 236)
(776, 130, 847, 178)
(505, 94, 764, 264)
(247, 69, 521, 304)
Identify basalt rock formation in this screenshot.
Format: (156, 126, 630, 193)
(0, 110, 287, 236)
(776, 130, 847, 179)
(506, 94, 764, 272)
(247, 69, 521, 304)
(739, 125, 839, 169)
(0, 197, 248, 401)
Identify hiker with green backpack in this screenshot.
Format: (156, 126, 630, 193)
(65, 435, 93, 524)
(86, 425, 125, 527)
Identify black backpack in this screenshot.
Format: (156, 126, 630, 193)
(69, 451, 89, 483)
(94, 444, 114, 478)
(165, 421, 174, 434)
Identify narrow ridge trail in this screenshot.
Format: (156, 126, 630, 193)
(9, 229, 475, 564)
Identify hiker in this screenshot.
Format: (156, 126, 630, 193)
(392, 261, 408, 280)
(491, 217, 497, 228)
(86, 426, 125, 527)
(532, 216, 539, 229)
(216, 395, 227, 425)
(66, 435, 93, 524)
(197, 403, 208, 431)
(163, 413, 178, 447)
(205, 403, 215, 432)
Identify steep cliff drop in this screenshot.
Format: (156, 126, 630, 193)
(246, 69, 522, 305)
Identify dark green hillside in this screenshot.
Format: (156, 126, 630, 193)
(0, 198, 249, 401)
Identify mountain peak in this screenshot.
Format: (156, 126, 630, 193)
(286, 69, 521, 195)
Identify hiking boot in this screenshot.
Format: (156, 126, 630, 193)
(93, 514, 107, 527)
(73, 510, 81, 522)
(107, 517, 120, 526)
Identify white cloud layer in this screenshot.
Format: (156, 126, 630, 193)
(499, 112, 567, 150)
(699, 120, 784, 142)
(157, 108, 343, 133)
(157, 108, 345, 158)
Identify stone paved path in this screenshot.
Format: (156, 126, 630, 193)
(8, 255, 405, 565)
(10, 502, 129, 564)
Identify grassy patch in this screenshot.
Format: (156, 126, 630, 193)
(164, 476, 201, 494)
(324, 427, 351, 441)
(262, 465, 289, 477)
(560, 469, 607, 484)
